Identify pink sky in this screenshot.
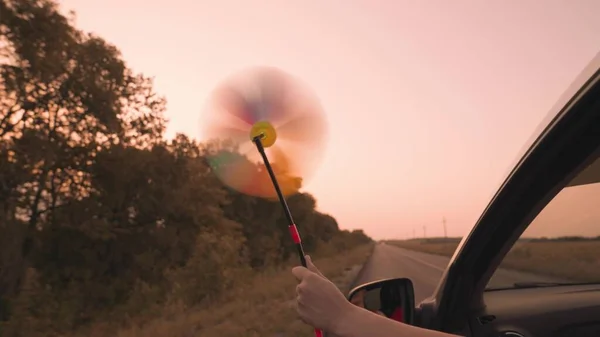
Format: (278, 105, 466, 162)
(57, 0, 600, 239)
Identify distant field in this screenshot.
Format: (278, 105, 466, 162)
(389, 238, 600, 282)
(70, 244, 374, 337)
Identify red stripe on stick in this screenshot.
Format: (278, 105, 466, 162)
(288, 224, 301, 244)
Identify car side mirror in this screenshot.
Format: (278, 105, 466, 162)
(347, 277, 415, 325)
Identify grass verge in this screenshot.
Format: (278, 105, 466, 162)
(73, 244, 374, 337)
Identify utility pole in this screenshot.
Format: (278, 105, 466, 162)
(443, 216, 447, 238)
(422, 225, 426, 238)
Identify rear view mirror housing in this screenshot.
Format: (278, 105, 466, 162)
(347, 277, 416, 325)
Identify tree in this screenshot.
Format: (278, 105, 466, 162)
(0, 0, 166, 324)
(0, 1, 371, 333)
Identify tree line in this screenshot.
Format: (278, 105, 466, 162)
(0, 0, 371, 334)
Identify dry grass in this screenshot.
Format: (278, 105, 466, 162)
(390, 239, 600, 282)
(390, 239, 459, 257)
(69, 244, 373, 337)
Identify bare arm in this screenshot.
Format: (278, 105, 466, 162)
(333, 305, 462, 337)
(291, 259, 462, 337)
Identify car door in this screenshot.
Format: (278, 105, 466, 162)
(416, 51, 600, 336)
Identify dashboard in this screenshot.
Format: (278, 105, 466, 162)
(467, 284, 600, 337)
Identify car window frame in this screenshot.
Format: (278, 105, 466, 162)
(421, 53, 600, 334)
(485, 159, 600, 291)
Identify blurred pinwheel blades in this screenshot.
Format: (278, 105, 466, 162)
(200, 66, 328, 198)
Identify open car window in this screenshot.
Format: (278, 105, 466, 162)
(486, 151, 600, 290)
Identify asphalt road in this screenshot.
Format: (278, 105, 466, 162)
(351, 242, 566, 304)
